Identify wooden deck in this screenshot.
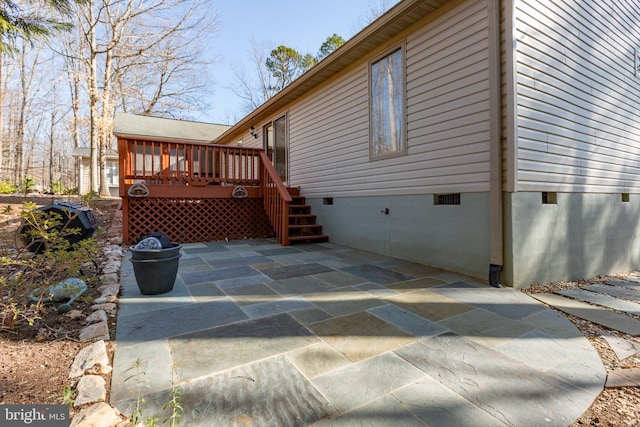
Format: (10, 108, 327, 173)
(118, 138, 327, 246)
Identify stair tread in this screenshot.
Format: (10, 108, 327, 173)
(289, 235, 329, 242)
(289, 206, 311, 212)
(274, 188, 329, 245)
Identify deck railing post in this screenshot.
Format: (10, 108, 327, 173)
(258, 151, 291, 246)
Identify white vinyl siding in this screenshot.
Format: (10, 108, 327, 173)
(80, 157, 91, 195)
(514, 0, 640, 192)
(288, 0, 491, 198)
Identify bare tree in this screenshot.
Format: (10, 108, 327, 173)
(228, 39, 278, 114)
(0, 53, 5, 179)
(45, 74, 71, 192)
(58, 29, 85, 190)
(14, 42, 47, 185)
(115, 14, 215, 116)
(356, 0, 395, 30)
(229, 34, 346, 115)
(65, 0, 217, 196)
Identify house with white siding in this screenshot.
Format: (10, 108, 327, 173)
(123, 0, 639, 288)
(73, 147, 120, 197)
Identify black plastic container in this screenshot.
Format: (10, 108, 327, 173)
(19, 201, 99, 253)
(129, 243, 182, 295)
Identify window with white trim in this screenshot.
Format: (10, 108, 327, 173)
(106, 161, 119, 186)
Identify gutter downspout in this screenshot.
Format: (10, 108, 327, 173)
(488, 0, 504, 287)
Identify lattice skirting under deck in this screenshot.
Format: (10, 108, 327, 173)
(125, 197, 275, 244)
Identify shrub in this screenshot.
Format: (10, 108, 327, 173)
(18, 177, 37, 195)
(50, 180, 65, 194)
(0, 203, 100, 330)
(82, 190, 99, 208)
(0, 179, 16, 194)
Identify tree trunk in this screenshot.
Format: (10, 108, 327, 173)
(98, 47, 114, 196)
(88, 2, 99, 194)
(0, 54, 4, 181)
(15, 46, 27, 186)
(49, 109, 55, 191)
(66, 55, 82, 192)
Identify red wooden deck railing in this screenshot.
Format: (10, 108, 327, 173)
(119, 138, 262, 190)
(259, 151, 292, 246)
(118, 137, 293, 245)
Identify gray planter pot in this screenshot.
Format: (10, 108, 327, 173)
(129, 244, 182, 295)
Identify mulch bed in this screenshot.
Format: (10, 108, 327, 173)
(0, 195, 120, 406)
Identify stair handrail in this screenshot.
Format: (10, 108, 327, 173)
(259, 151, 292, 246)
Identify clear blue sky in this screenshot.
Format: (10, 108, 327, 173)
(201, 0, 398, 124)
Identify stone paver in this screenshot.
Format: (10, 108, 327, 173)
(223, 282, 280, 306)
(606, 279, 640, 290)
(385, 288, 475, 321)
(288, 341, 351, 378)
(111, 240, 606, 426)
(312, 270, 367, 287)
(386, 277, 447, 291)
(309, 288, 387, 317)
(606, 367, 640, 388)
(261, 262, 333, 279)
(314, 395, 426, 427)
(308, 311, 417, 362)
(340, 264, 414, 285)
(110, 339, 174, 403)
(557, 288, 640, 316)
(242, 297, 315, 319)
(170, 313, 318, 380)
(368, 303, 449, 338)
(392, 376, 509, 427)
(495, 329, 592, 372)
(118, 279, 193, 317)
(432, 283, 547, 320)
(311, 352, 424, 413)
(116, 355, 336, 427)
(585, 283, 640, 302)
(267, 276, 335, 296)
(185, 281, 226, 301)
(115, 298, 248, 344)
(181, 265, 263, 284)
(439, 308, 534, 348)
(531, 292, 640, 336)
(600, 331, 640, 361)
(206, 255, 273, 269)
(395, 333, 598, 426)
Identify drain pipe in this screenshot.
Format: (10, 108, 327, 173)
(488, 0, 503, 288)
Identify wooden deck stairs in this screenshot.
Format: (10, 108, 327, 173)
(287, 187, 329, 244)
